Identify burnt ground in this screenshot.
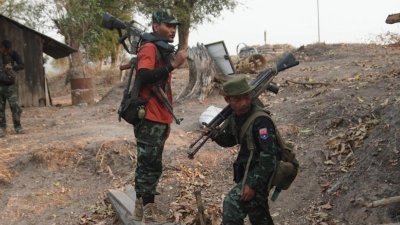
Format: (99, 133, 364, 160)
(0, 43, 399, 225)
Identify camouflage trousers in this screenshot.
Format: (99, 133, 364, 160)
(133, 119, 168, 197)
(0, 84, 23, 130)
(222, 181, 274, 225)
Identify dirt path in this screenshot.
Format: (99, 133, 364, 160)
(1, 43, 399, 225)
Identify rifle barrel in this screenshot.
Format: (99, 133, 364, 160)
(187, 53, 299, 159)
(188, 131, 214, 159)
(189, 133, 206, 148)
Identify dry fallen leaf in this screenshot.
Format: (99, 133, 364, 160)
(271, 212, 279, 217)
(389, 159, 398, 166)
(324, 137, 338, 148)
(319, 182, 332, 188)
(324, 160, 335, 165)
(314, 211, 329, 219)
(381, 98, 389, 107)
(173, 212, 182, 224)
(299, 129, 312, 133)
(320, 202, 333, 210)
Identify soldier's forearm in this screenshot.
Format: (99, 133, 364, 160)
(13, 64, 24, 71)
(137, 64, 174, 84)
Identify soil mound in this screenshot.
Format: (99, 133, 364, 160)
(0, 43, 399, 225)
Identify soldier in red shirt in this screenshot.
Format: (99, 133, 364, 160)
(132, 8, 189, 223)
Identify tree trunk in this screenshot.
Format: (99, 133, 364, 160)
(175, 0, 192, 51)
(111, 44, 121, 69)
(99, 57, 104, 71)
(175, 43, 220, 103)
(68, 36, 83, 67)
(178, 26, 189, 51)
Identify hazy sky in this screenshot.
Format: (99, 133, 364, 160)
(45, 0, 400, 57)
(187, 0, 400, 55)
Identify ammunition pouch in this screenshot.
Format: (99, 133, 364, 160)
(118, 96, 148, 126)
(118, 73, 150, 126)
(270, 141, 299, 190)
(271, 161, 298, 190)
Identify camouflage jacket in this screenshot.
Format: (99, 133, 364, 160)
(0, 51, 24, 86)
(2, 50, 24, 71)
(213, 104, 282, 195)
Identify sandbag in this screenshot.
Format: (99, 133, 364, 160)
(198, 105, 222, 126)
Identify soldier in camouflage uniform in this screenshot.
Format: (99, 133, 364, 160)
(207, 77, 281, 225)
(132, 8, 189, 223)
(0, 40, 25, 138)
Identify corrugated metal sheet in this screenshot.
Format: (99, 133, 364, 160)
(0, 14, 77, 58)
(0, 14, 78, 107)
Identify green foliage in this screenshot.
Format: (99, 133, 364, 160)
(0, 0, 47, 30)
(135, 0, 238, 50)
(50, 57, 69, 74)
(1, 0, 237, 66)
(47, 0, 136, 64)
(136, 0, 237, 28)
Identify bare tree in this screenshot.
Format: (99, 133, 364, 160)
(176, 43, 230, 103)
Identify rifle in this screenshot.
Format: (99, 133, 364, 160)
(188, 53, 299, 159)
(101, 12, 193, 61)
(149, 83, 183, 125)
(119, 60, 184, 125)
(118, 57, 137, 122)
(102, 12, 190, 124)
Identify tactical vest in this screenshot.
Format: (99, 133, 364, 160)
(223, 106, 299, 201)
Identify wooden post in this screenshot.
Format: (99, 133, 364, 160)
(366, 196, 400, 208)
(194, 190, 206, 225)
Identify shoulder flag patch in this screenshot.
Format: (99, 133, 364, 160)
(259, 128, 268, 139)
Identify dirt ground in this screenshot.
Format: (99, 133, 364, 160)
(0, 43, 399, 225)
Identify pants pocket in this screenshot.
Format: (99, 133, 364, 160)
(144, 145, 157, 164)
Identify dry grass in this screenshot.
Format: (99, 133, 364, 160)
(0, 165, 12, 184)
(195, 148, 234, 169)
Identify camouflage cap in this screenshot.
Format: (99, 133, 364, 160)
(152, 8, 181, 25)
(219, 77, 256, 96)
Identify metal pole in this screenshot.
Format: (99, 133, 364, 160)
(317, 0, 320, 42)
(264, 30, 267, 45)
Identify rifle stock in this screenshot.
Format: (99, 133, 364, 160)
(188, 53, 299, 159)
(118, 59, 136, 122)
